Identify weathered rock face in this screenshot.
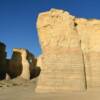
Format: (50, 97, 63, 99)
(36, 9, 100, 92)
(0, 42, 7, 80)
(36, 9, 86, 92)
(76, 19, 100, 88)
(8, 48, 40, 80)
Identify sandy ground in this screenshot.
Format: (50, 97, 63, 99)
(0, 78, 100, 100)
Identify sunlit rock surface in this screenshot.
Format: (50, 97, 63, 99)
(36, 9, 86, 92)
(36, 9, 100, 92)
(76, 19, 100, 88)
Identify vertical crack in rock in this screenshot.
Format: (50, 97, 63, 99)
(74, 19, 87, 90)
(75, 18, 100, 88)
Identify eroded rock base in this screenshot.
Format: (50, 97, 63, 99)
(36, 48, 86, 92)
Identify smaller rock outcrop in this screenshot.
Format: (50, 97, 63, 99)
(8, 48, 41, 80)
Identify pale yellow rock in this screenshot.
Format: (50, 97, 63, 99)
(76, 18, 100, 52)
(36, 9, 86, 92)
(37, 8, 79, 49)
(36, 8, 100, 92)
(76, 18, 100, 88)
(5, 73, 11, 80)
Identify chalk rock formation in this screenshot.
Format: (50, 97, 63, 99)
(76, 19, 100, 88)
(8, 48, 40, 80)
(0, 42, 7, 80)
(36, 9, 100, 92)
(36, 9, 86, 92)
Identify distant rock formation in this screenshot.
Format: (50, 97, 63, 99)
(36, 9, 100, 92)
(8, 48, 41, 80)
(0, 42, 40, 80)
(0, 42, 7, 80)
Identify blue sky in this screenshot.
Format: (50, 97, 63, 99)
(0, 0, 100, 58)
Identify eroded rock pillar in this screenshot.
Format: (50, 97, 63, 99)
(8, 48, 40, 80)
(36, 9, 86, 92)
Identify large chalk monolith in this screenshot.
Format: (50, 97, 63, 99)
(36, 9, 86, 92)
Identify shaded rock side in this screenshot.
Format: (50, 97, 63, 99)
(0, 42, 7, 80)
(36, 9, 86, 92)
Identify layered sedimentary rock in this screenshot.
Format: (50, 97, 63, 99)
(8, 48, 40, 80)
(76, 19, 100, 88)
(0, 42, 7, 80)
(36, 9, 86, 92)
(36, 9, 100, 92)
